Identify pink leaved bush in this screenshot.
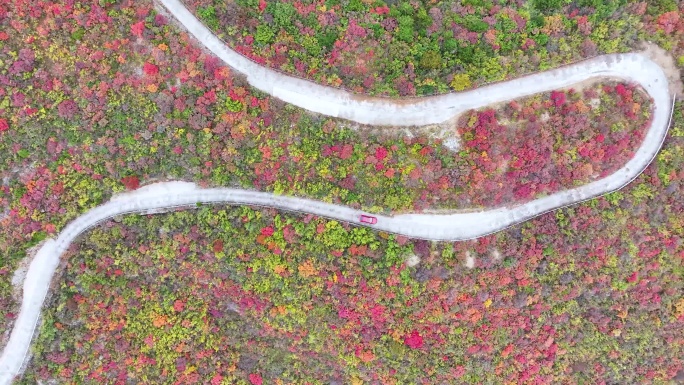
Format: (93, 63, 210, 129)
(154, 14, 167, 27)
(143, 62, 159, 76)
(57, 100, 78, 119)
(260, 226, 274, 237)
(550, 90, 566, 107)
(0, 118, 8, 132)
(375, 146, 388, 161)
(173, 299, 185, 312)
(404, 330, 424, 349)
(9, 48, 35, 75)
(130, 20, 145, 37)
(248, 373, 263, 385)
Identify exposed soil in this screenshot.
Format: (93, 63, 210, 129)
(640, 41, 684, 97)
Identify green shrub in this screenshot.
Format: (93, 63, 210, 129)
(463, 15, 489, 33)
(462, 0, 493, 6)
(317, 30, 338, 51)
(196, 6, 219, 30)
(367, 23, 384, 39)
(415, 7, 431, 35)
(236, 0, 259, 7)
(226, 98, 244, 112)
(27, 231, 47, 248)
(268, 2, 297, 31)
(398, 1, 413, 15)
(529, 14, 546, 29)
(646, 0, 678, 15)
(255, 24, 275, 46)
(345, 0, 365, 12)
(397, 15, 414, 42)
(71, 28, 85, 41)
(532, 0, 568, 13)
(419, 50, 442, 70)
(533, 33, 549, 46)
(442, 36, 458, 52)
(301, 35, 322, 56)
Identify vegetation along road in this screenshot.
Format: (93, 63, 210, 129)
(0, 0, 676, 382)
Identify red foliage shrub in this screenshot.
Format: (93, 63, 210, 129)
(248, 373, 263, 385)
(339, 144, 354, 160)
(11, 91, 26, 107)
(173, 299, 185, 312)
(143, 62, 158, 76)
(47, 352, 69, 365)
(404, 330, 424, 349)
(413, 240, 430, 259)
(0, 118, 8, 132)
(550, 90, 566, 107)
(371, 5, 390, 15)
(375, 146, 388, 161)
(260, 226, 274, 237)
(627, 272, 638, 283)
(395, 76, 416, 96)
(657, 11, 680, 34)
(213, 239, 224, 252)
(514, 184, 533, 200)
(130, 20, 145, 37)
(203, 56, 221, 74)
(121, 176, 140, 190)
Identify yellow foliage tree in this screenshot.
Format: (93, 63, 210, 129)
(450, 73, 472, 91)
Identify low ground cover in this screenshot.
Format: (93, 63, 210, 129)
(18, 149, 684, 383)
(0, 0, 655, 340)
(186, 0, 683, 96)
(0, 0, 681, 382)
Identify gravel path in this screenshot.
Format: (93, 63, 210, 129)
(0, 1, 675, 382)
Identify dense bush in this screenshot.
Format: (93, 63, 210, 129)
(0, 0, 656, 340)
(451, 83, 652, 207)
(0, 0, 681, 383)
(19, 168, 684, 382)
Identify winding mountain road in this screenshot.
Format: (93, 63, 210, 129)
(0, 0, 676, 382)
(161, 0, 673, 127)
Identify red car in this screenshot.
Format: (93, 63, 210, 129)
(359, 215, 377, 225)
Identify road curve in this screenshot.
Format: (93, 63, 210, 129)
(160, 0, 670, 127)
(0, 88, 675, 379)
(0, 2, 676, 382)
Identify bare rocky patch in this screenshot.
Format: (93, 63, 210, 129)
(464, 251, 476, 269)
(404, 254, 421, 267)
(639, 41, 683, 97)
